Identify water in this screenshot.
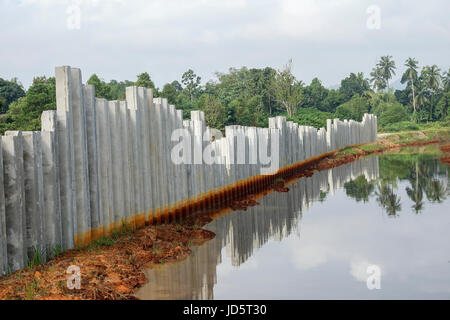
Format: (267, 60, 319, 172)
(136, 146, 450, 299)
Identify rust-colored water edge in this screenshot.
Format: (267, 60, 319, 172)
(0, 131, 448, 300)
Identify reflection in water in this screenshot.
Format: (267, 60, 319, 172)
(136, 156, 380, 299)
(344, 153, 449, 216)
(136, 150, 449, 299)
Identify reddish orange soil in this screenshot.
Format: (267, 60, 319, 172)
(0, 218, 214, 300)
(439, 143, 450, 164)
(0, 135, 447, 300)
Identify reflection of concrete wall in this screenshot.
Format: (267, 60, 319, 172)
(135, 156, 379, 299)
(0, 66, 378, 275)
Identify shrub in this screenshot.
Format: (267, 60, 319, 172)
(289, 108, 334, 129)
(377, 102, 409, 127)
(335, 95, 369, 122)
(382, 121, 419, 132)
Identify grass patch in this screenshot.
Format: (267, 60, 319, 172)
(27, 246, 44, 269)
(359, 144, 385, 153)
(340, 146, 360, 155)
(24, 279, 45, 300)
(86, 222, 135, 252)
(52, 244, 62, 258)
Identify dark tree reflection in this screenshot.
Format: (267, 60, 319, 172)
(343, 147, 448, 216)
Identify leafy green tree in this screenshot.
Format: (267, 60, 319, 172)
(339, 72, 371, 101)
(108, 79, 134, 100)
(1, 77, 56, 134)
(335, 95, 369, 121)
(273, 59, 303, 117)
(319, 89, 345, 113)
(401, 57, 419, 117)
(161, 83, 178, 105)
(290, 108, 334, 128)
(171, 80, 183, 92)
(198, 94, 227, 129)
(0, 77, 26, 113)
(181, 69, 201, 103)
(87, 74, 113, 100)
(376, 102, 409, 127)
(0, 96, 5, 113)
(135, 72, 155, 89)
(303, 78, 327, 107)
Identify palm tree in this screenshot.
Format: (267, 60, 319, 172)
(377, 55, 396, 90)
(442, 68, 450, 91)
(422, 65, 441, 121)
(370, 66, 386, 92)
(401, 58, 419, 117)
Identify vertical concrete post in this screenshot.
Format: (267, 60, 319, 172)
(183, 120, 194, 199)
(119, 101, 135, 227)
(326, 119, 333, 151)
(148, 93, 161, 218)
(95, 98, 113, 235)
(2, 134, 26, 271)
(145, 89, 157, 221)
(275, 117, 287, 167)
(165, 101, 176, 213)
(298, 125, 305, 161)
(153, 99, 169, 217)
(41, 111, 63, 257)
(19, 131, 45, 261)
(137, 88, 153, 222)
(0, 138, 7, 275)
(176, 109, 189, 204)
(55, 66, 76, 250)
(127, 87, 145, 225)
(192, 117, 206, 199)
(108, 101, 126, 229)
(70, 68, 91, 247)
(83, 85, 101, 238)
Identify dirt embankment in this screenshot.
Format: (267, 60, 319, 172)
(439, 143, 450, 164)
(0, 130, 448, 300)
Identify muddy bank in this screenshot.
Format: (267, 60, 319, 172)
(0, 130, 448, 300)
(439, 143, 450, 165)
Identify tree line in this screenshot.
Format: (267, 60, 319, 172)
(1, 56, 449, 135)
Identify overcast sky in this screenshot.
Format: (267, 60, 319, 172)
(0, 0, 449, 89)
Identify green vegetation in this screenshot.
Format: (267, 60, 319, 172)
(84, 222, 134, 252)
(24, 278, 45, 300)
(1, 56, 449, 135)
(27, 246, 44, 268)
(0, 77, 25, 113)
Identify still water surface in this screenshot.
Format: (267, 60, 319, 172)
(136, 147, 450, 299)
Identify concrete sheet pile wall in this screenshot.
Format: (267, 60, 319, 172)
(0, 66, 378, 275)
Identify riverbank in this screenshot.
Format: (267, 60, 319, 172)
(1, 128, 449, 300)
